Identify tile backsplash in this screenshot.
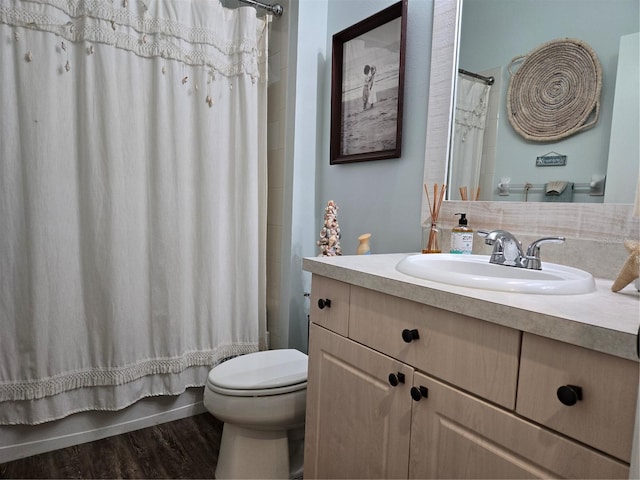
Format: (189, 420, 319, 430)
(437, 201, 639, 281)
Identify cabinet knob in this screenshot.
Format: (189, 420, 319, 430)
(401, 329, 420, 343)
(388, 372, 406, 387)
(557, 385, 583, 406)
(317, 298, 331, 309)
(410, 386, 429, 401)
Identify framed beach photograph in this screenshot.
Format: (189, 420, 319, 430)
(330, 0, 408, 164)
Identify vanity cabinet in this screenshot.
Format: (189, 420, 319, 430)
(348, 285, 520, 409)
(304, 274, 637, 479)
(409, 372, 629, 479)
(516, 333, 639, 462)
(308, 275, 350, 336)
(304, 323, 413, 479)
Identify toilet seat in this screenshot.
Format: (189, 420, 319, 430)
(206, 349, 308, 397)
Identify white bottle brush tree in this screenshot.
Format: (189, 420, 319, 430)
(317, 200, 342, 256)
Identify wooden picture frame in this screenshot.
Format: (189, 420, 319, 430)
(330, 0, 408, 164)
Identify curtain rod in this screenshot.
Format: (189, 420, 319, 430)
(458, 68, 494, 85)
(238, 0, 283, 16)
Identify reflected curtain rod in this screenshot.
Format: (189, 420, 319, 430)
(238, 0, 284, 16)
(458, 68, 494, 85)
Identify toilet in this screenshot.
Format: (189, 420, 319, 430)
(203, 349, 308, 479)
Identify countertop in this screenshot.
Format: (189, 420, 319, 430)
(303, 253, 640, 362)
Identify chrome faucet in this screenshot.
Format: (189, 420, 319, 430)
(477, 230, 565, 270)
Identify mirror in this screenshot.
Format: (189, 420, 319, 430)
(421, 0, 638, 246)
(426, 0, 638, 204)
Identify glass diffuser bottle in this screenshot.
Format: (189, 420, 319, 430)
(422, 219, 442, 254)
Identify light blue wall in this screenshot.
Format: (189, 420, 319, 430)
(310, 0, 434, 256)
(287, 0, 434, 352)
(459, 0, 639, 202)
(287, 0, 328, 352)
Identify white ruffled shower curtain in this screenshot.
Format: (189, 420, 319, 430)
(0, 0, 268, 425)
(449, 75, 491, 200)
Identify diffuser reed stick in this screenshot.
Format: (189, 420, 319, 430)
(459, 185, 480, 201)
(423, 183, 446, 253)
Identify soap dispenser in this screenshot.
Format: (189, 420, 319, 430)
(450, 213, 474, 254)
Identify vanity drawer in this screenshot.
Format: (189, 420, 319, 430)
(309, 275, 350, 336)
(516, 333, 639, 462)
(348, 285, 520, 409)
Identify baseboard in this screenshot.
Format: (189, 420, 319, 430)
(0, 388, 207, 464)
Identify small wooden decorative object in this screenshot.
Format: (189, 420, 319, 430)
(357, 233, 372, 255)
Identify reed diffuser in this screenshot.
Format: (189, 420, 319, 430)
(422, 183, 446, 253)
(459, 185, 480, 201)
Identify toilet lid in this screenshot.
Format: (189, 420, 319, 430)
(207, 349, 308, 396)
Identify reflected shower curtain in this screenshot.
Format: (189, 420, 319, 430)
(0, 0, 268, 424)
(449, 75, 491, 200)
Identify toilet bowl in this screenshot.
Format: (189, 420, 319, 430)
(203, 349, 308, 479)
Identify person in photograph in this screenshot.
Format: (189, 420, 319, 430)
(367, 65, 377, 108)
(362, 64, 371, 110)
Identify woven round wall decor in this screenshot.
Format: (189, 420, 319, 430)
(507, 38, 602, 142)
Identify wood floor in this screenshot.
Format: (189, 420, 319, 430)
(0, 413, 223, 479)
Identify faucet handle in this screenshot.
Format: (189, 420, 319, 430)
(525, 236, 566, 270)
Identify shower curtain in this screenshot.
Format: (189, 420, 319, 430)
(0, 0, 268, 425)
(449, 75, 491, 200)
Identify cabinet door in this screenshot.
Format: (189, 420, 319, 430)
(349, 286, 520, 409)
(310, 275, 350, 336)
(409, 372, 629, 479)
(304, 323, 413, 479)
(517, 333, 639, 462)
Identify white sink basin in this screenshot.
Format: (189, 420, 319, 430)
(396, 254, 595, 295)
